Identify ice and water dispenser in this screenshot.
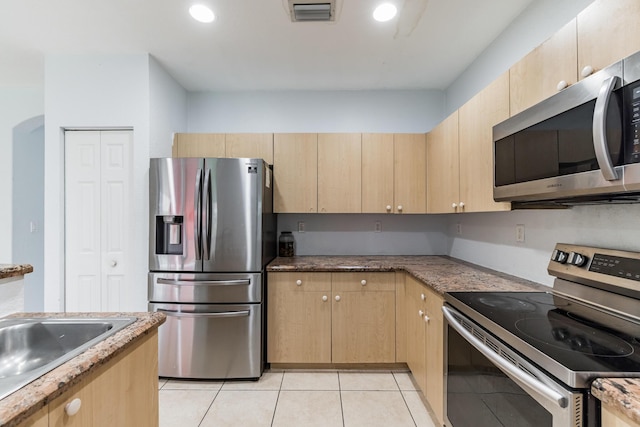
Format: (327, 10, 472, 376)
(155, 215, 184, 255)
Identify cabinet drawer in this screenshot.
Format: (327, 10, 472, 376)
(268, 272, 331, 292)
(332, 272, 396, 292)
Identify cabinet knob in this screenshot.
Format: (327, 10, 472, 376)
(557, 80, 568, 91)
(65, 398, 82, 416)
(418, 310, 424, 317)
(322, 295, 328, 302)
(296, 279, 302, 286)
(110, 260, 118, 267)
(424, 314, 430, 323)
(581, 65, 594, 78)
(361, 279, 367, 286)
(421, 293, 426, 301)
(452, 203, 457, 209)
(397, 205, 403, 212)
(459, 202, 465, 209)
(386, 205, 392, 211)
(335, 295, 341, 302)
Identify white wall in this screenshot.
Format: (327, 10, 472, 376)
(44, 54, 147, 311)
(188, 90, 445, 133)
(149, 56, 188, 157)
(0, 88, 44, 263)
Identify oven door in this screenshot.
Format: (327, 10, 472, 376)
(442, 305, 587, 427)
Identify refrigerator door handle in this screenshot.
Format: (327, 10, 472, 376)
(194, 168, 203, 261)
(157, 278, 251, 286)
(157, 308, 250, 318)
(203, 168, 212, 260)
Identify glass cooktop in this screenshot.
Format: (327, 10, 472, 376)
(446, 291, 640, 378)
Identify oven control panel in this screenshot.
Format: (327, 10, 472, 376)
(548, 243, 640, 290)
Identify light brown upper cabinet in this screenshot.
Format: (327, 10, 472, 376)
(459, 72, 511, 213)
(362, 133, 426, 214)
(172, 133, 274, 164)
(509, 19, 577, 116)
(273, 133, 318, 213)
(317, 133, 362, 213)
(362, 133, 394, 213)
(172, 133, 225, 158)
(225, 133, 274, 164)
(577, 0, 640, 79)
(427, 112, 459, 214)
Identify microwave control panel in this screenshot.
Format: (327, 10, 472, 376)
(627, 85, 640, 162)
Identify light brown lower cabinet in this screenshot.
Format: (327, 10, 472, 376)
(602, 405, 640, 427)
(405, 274, 444, 426)
(267, 272, 396, 364)
(19, 331, 158, 427)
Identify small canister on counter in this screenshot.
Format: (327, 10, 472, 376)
(278, 231, 295, 257)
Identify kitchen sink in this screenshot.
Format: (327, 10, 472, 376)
(0, 317, 136, 400)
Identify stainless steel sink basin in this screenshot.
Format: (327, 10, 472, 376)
(0, 317, 136, 400)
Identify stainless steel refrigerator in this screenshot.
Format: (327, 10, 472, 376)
(148, 157, 275, 379)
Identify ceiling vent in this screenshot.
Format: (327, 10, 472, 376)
(288, 0, 336, 22)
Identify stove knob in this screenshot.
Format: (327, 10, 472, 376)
(552, 249, 569, 264)
(568, 252, 589, 267)
(570, 335, 589, 351)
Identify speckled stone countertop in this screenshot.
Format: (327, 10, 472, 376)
(268, 255, 640, 422)
(267, 255, 546, 294)
(0, 264, 33, 280)
(0, 312, 165, 427)
(592, 378, 640, 424)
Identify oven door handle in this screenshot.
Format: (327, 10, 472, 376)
(593, 75, 621, 181)
(157, 308, 250, 318)
(442, 306, 568, 409)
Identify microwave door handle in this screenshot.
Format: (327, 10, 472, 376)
(442, 306, 568, 410)
(203, 168, 212, 260)
(593, 75, 621, 181)
(194, 168, 202, 260)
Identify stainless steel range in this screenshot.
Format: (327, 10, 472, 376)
(443, 243, 640, 427)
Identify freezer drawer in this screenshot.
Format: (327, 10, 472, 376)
(151, 302, 263, 379)
(149, 272, 262, 304)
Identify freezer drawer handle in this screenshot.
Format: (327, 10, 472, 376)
(157, 278, 251, 286)
(157, 309, 250, 318)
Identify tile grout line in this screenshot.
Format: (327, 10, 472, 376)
(269, 371, 286, 427)
(338, 371, 346, 427)
(196, 381, 224, 427)
(393, 373, 419, 427)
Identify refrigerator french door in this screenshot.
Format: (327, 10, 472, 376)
(148, 158, 275, 379)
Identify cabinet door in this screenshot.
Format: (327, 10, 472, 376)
(602, 405, 640, 427)
(427, 112, 459, 214)
(318, 133, 362, 213)
(225, 133, 274, 164)
(405, 276, 427, 392)
(578, 0, 640, 79)
(273, 133, 318, 213)
(21, 406, 48, 427)
(267, 272, 332, 363)
(172, 133, 225, 158)
(424, 286, 445, 426)
(395, 272, 407, 363)
(510, 19, 577, 115)
(394, 134, 427, 214)
(362, 133, 394, 213)
(459, 72, 511, 213)
(332, 273, 396, 363)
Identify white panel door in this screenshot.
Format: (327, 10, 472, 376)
(65, 130, 132, 312)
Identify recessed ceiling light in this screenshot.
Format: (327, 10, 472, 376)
(189, 4, 215, 23)
(373, 3, 397, 22)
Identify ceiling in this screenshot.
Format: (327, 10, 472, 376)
(0, 0, 535, 92)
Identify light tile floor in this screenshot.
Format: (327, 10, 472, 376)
(159, 371, 438, 427)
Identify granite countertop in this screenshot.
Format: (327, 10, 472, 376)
(0, 264, 33, 280)
(267, 255, 546, 294)
(268, 255, 640, 422)
(0, 311, 165, 427)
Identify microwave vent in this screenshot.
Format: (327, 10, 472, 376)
(288, 0, 336, 22)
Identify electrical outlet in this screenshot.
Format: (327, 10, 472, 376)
(516, 224, 525, 242)
(456, 223, 462, 235)
(298, 221, 305, 233)
(374, 221, 382, 232)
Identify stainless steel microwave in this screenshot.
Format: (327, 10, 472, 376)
(493, 51, 640, 204)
